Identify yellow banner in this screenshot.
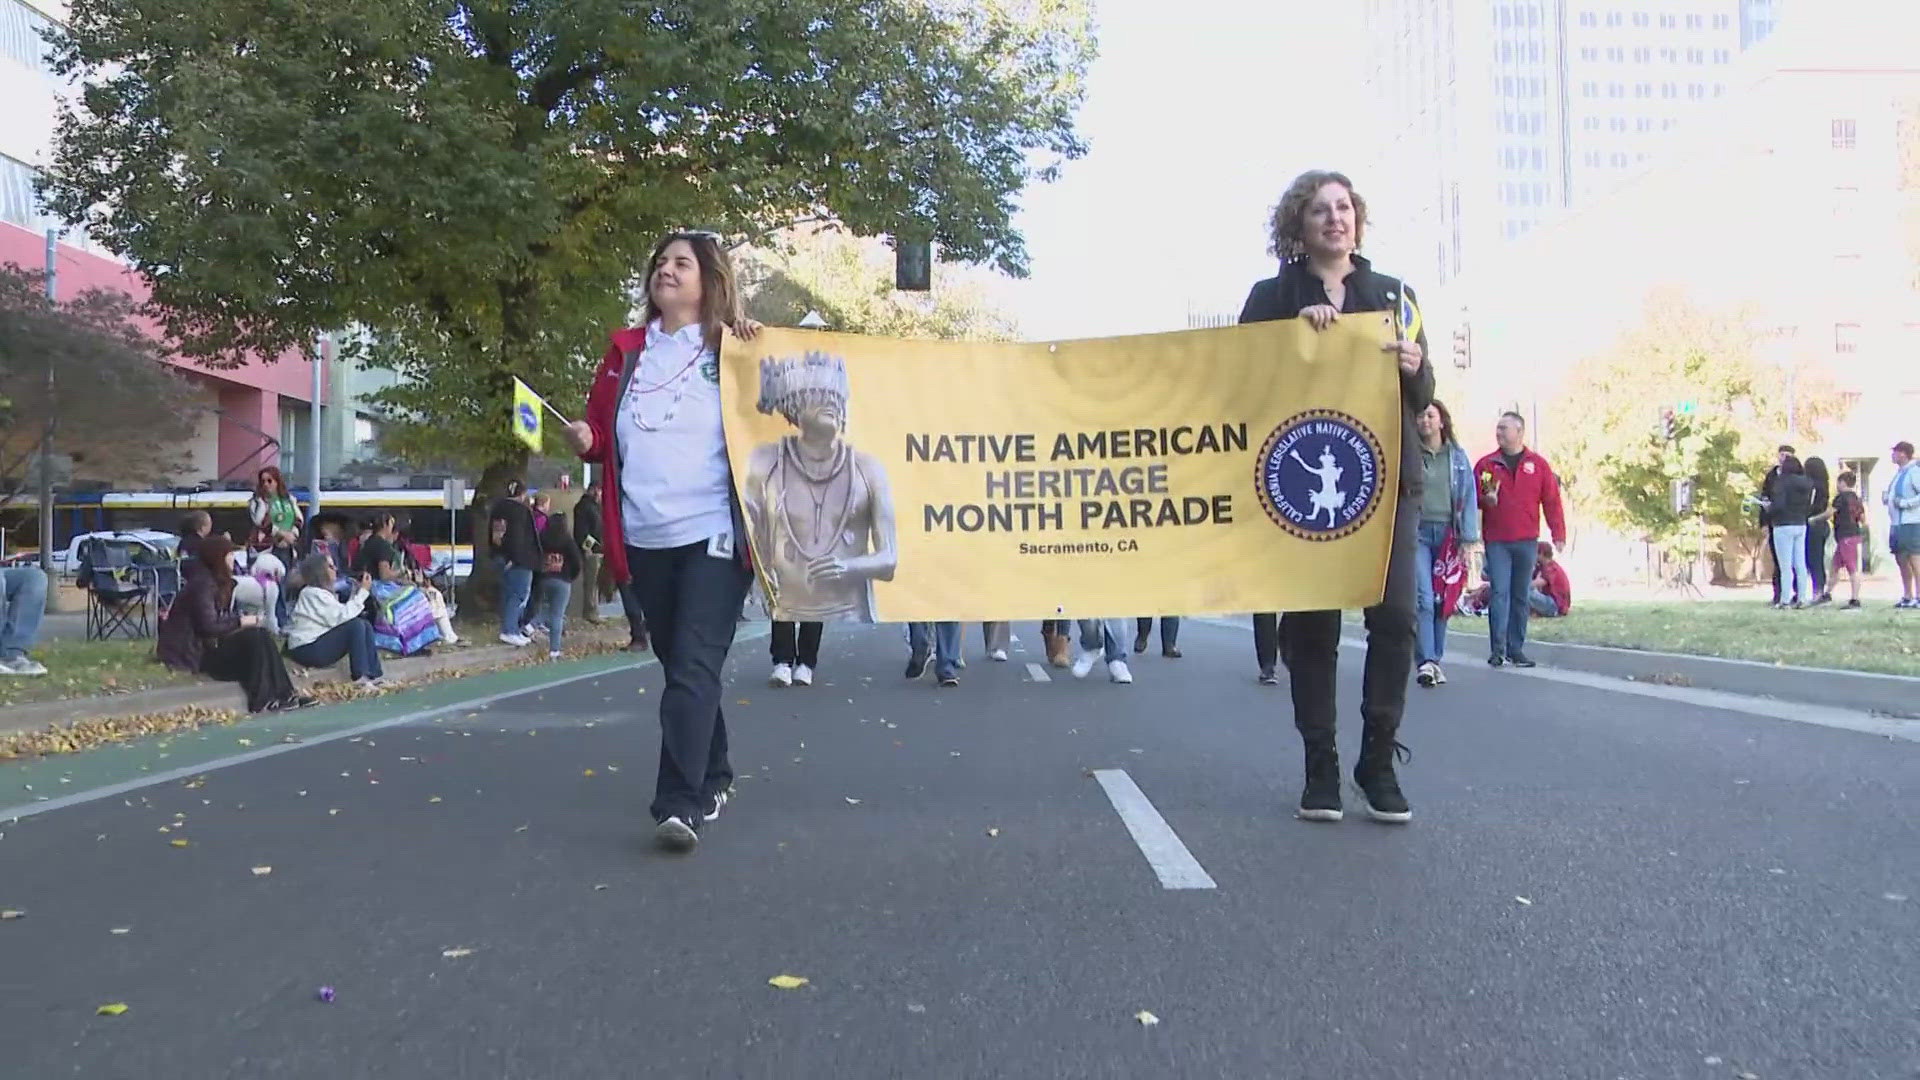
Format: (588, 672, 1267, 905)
(720, 317, 1402, 622)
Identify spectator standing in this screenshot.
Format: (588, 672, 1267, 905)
(1884, 441, 1920, 608)
(1766, 455, 1816, 609)
(1474, 412, 1567, 668)
(488, 480, 541, 646)
(573, 491, 607, 626)
(1756, 445, 1793, 605)
(1826, 470, 1866, 608)
(535, 511, 583, 659)
(1803, 456, 1832, 604)
(0, 563, 49, 676)
(247, 466, 303, 565)
(1413, 399, 1481, 689)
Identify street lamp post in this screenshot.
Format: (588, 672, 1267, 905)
(37, 229, 56, 574)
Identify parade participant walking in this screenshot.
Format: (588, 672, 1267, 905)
(564, 230, 763, 853)
(1474, 412, 1566, 668)
(1071, 618, 1133, 684)
(770, 620, 823, 686)
(1240, 169, 1433, 824)
(1134, 617, 1181, 659)
(906, 621, 963, 687)
(1413, 400, 1480, 688)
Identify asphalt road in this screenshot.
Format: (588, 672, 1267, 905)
(1, 620, 1915, 1079)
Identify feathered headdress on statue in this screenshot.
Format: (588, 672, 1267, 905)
(757, 350, 850, 428)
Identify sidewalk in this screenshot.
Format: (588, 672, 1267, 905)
(3, 601, 644, 742)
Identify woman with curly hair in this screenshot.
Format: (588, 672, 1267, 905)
(1241, 170, 1434, 825)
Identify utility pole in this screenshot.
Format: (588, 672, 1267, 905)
(36, 229, 55, 574)
(309, 333, 325, 521)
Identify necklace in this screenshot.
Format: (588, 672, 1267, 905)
(626, 355, 700, 432)
(779, 438, 856, 562)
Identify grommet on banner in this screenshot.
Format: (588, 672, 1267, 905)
(1049, 344, 1058, 353)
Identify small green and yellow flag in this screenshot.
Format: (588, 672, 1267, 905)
(510, 377, 545, 452)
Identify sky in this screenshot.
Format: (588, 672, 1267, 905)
(990, 0, 1372, 341)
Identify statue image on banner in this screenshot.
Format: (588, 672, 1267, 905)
(741, 351, 899, 621)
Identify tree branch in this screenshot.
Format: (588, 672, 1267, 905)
(531, 63, 605, 114)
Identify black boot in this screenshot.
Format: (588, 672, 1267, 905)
(1297, 742, 1343, 822)
(1354, 733, 1412, 824)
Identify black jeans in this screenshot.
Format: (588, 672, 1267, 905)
(200, 627, 296, 713)
(771, 621, 823, 667)
(1279, 496, 1418, 750)
(288, 619, 384, 681)
(1135, 617, 1180, 649)
(626, 543, 753, 823)
(1253, 613, 1281, 672)
(1806, 521, 1831, 597)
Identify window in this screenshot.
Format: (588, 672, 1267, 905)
(1835, 324, 1860, 354)
(1660, 13, 1676, 28)
(1634, 12, 1650, 27)
(1, 0, 56, 74)
(1832, 118, 1857, 150)
(1608, 46, 1624, 62)
(1714, 49, 1731, 63)
(1714, 13, 1730, 29)
(1687, 48, 1704, 64)
(1636, 82, 1651, 98)
(1689, 83, 1705, 99)
(1531, 147, 1545, 169)
(0, 153, 36, 230)
(1662, 82, 1677, 98)
(1686, 13, 1702, 29)
(1580, 46, 1597, 61)
(1634, 47, 1650, 62)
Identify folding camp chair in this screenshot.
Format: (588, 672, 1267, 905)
(83, 540, 152, 641)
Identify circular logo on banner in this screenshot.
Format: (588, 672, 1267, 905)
(1254, 409, 1386, 542)
(517, 402, 538, 434)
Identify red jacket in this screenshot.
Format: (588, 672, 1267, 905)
(576, 326, 752, 586)
(1474, 448, 1567, 546)
(1534, 558, 1572, 616)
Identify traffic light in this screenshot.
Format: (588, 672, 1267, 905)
(1451, 323, 1471, 368)
(1659, 406, 1676, 442)
(894, 239, 932, 292)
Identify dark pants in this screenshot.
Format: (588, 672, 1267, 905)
(1279, 497, 1417, 752)
(620, 581, 648, 644)
(1766, 526, 1782, 604)
(1806, 521, 1830, 597)
(200, 627, 296, 713)
(288, 619, 384, 681)
(1485, 539, 1540, 660)
(1135, 617, 1180, 649)
(1253, 613, 1280, 672)
(771, 621, 822, 667)
(626, 543, 753, 824)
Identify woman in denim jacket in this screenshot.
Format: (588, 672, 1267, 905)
(1413, 399, 1481, 687)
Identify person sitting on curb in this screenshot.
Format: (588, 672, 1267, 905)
(158, 536, 314, 713)
(1529, 542, 1572, 619)
(286, 554, 388, 691)
(0, 563, 49, 676)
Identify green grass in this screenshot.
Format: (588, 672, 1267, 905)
(0, 638, 199, 707)
(1514, 598, 1920, 677)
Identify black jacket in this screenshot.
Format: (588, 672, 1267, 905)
(539, 514, 584, 583)
(572, 496, 603, 553)
(488, 497, 541, 570)
(1238, 254, 1437, 497)
(1769, 473, 1815, 527)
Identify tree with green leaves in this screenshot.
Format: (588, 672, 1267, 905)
(1547, 289, 1847, 577)
(42, 0, 1093, 492)
(0, 265, 202, 517)
(739, 225, 1020, 340)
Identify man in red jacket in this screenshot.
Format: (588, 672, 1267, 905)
(1474, 412, 1567, 667)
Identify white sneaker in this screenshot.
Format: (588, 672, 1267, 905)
(0, 656, 47, 676)
(654, 816, 698, 853)
(1432, 663, 1448, 686)
(793, 664, 813, 687)
(989, 648, 1009, 662)
(1108, 660, 1133, 684)
(1070, 649, 1098, 680)
(499, 632, 531, 647)
(770, 663, 793, 687)
(548, 650, 561, 661)
(1416, 661, 1438, 688)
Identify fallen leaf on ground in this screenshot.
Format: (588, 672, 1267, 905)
(236, 738, 253, 747)
(428, 796, 443, 804)
(328, 809, 340, 816)
(767, 974, 809, 990)
(95, 1003, 128, 1016)
(907, 1002, 926, 1014)
(1134, 1010, 1159, 1026)
(513, 823, 529, 833)
(593, 884, 608, 891)
(169, 839, 190, 848)
(582, 769, 596, 777)
(986, 828, 1000, 838)
(441, 947, 475, 959)
(844, 797, 862, 805)
(1885, 893, 1909, 902)
(110, 928, 129, 935)
(1513, 896, 1533, 906)
(251, 866, 272, 876)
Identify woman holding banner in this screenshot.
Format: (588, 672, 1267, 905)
(563, 231, 763, 854)
(1241, 170, 1434, 825)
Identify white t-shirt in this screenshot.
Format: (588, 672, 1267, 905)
(616, 320, 735, 550)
